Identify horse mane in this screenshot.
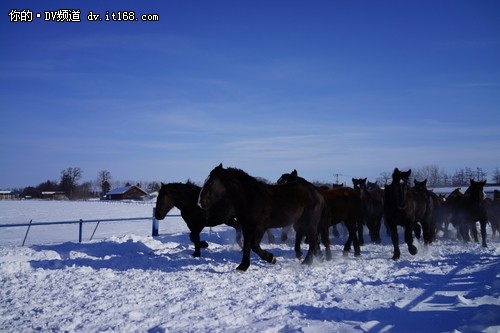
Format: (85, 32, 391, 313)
(214, 166, 270, 197)
(185, 180, 201, 189)
(160, 181, 200, 196)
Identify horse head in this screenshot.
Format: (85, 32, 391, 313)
(391, 168, 411, 209)
(277, 169, 299, 184)
(465, 179, 487, 202)
(198, 163, 227, 210)
(413, 179, 428, 193)
(155, 183, 176, 220)
(352, 178, 367, 192)
(352, 178, 367, 197)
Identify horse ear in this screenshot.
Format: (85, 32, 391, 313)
(217, 163, 223, 169)
(392, 168, 398, 177)
(408, 169, 412, 175)
(161, 182, 164, 186)
(292, 169, 297, 176)
(363, 177, 367, 182)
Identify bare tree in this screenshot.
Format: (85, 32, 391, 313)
(60, 167, 83, 199)
(413, 165, 443, 187)
(97, 170, 112, 197)
(377, 172, 392, 186)
(452, 169, 466, 186)
(491, 167, 500, 184)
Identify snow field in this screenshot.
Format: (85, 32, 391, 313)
(1, 200, 499, 332)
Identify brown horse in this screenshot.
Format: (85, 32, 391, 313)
(278, 170, 362, 257)
(198, 164, 327, 271)
(155, 182, 240, 257)
(352, 178, 384, 244)
(446, 179, 489, 247)
(384, 168, 435, 260)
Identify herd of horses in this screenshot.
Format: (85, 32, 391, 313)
(155, 164, 499, 271)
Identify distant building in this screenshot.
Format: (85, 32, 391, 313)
(0, 190, 20, 200)
(105, 185, 149, 201)
(41, 191, 68, 200)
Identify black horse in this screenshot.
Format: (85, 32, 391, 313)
(155, 181, 241, 257)
(278, 169, 361, 257)
(198, 164, 326, 271)
(352, 178, 385, 244)
(384, 168, 435, 260)
(446, 179, 489, 247)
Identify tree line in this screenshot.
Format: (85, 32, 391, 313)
(18, 167, 161, 200)
(9, 165, 500, 200)
(376, 165, 500, 187)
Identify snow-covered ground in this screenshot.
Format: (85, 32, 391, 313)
(1, 200, 499, 333)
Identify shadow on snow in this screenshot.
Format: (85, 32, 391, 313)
(290, 252, 500, 333)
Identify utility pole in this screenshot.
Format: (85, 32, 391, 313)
(333, 173, 343, 185)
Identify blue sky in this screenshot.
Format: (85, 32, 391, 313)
(1, 1, 499, 188)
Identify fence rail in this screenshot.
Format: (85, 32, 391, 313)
(0, 208, 181, 246)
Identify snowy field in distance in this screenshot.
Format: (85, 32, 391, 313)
(1, 200, 499, 333)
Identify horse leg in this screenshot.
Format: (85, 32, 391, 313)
(368, 217, 382, 244)
(320, 224, 332, 261)
(343, 221, 360, 256)
(389, 222, 401, 260)
(422, 218, 434, 245)
(302, 231, 321, 265)
(480, 219, 488, 247)
(351, 221, 361, 256)
(471, 222, 480, 243)
(413, 223, 422, 241)
(294, 229, 304, 259)
(189, 231, 208, 257)
(405, 225, 417, 256)
(236, 229, 253, 271)
(343, 234, 352, 256)
(251, 228, 276, 265)
(459, 222, 470, 242)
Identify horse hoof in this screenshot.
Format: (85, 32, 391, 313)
(342, 251, 349, 257)
(354, 253, 361, 257)
(409, 246, 418, 255)
(236, 264, 249, 272)
(199, 241, 209, 248)
(192, 252, 201, 258)
(391, 256, 400, 261)
(301, 258, 313, 266)
(271, 257, 277, 264)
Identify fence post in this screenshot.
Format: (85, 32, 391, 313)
(22, 219, 33, 246)
(79, 219, 83, 243)
(152, 208, 159, 236)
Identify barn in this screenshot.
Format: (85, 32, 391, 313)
(0, 190, 20, 200)
(105, 185, 149, 201)
(41, 191, 67, 200)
